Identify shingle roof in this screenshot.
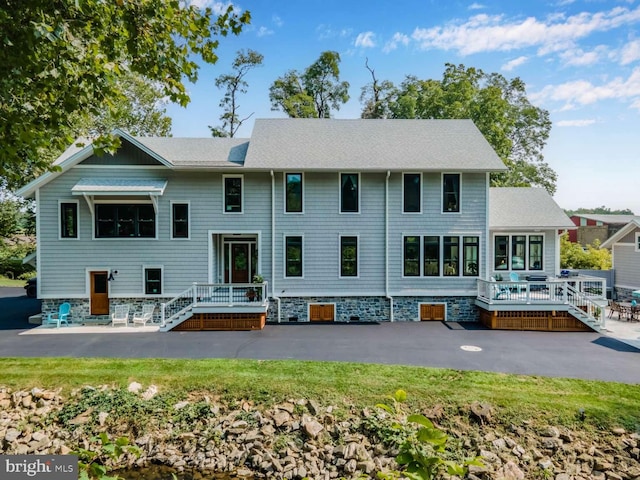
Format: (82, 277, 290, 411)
(490, 187, 575, 229)
(244, 118, 507, 172)
(133, 137, 249, 167)
(572, 214, 640, 224)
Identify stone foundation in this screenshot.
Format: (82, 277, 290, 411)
(41, 298, 166, 325)
(614, 286, 638, 302)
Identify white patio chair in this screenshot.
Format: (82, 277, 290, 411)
(111, 304, 130, 327)
(132, 304, 155, 326)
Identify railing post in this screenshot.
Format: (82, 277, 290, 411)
(161, 303, 166, 327)
(229, 285, 234, 305)
(192, 282, 197, 305)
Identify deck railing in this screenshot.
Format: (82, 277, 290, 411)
(161, 282, 268, 326)
(477, 276, 606, 306)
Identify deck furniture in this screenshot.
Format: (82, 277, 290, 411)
(111, 305, 130, 326)
(509, 272, 526, 294)
(132, 304, 155, 326)
(44, 302, 71, 328)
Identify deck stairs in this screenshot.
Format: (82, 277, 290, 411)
(566, 284, 606, 332)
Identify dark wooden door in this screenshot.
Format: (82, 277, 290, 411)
(231, 244, 249, 283)
(90, 271, 109, 315)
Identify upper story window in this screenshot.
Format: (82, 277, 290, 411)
(442, 173, 460, 213)
(171, 203, 189, 239)
(403, 173, 421, 213)
(340, 173, 359, 213)
(60, 201, 78, 239)
(224, 175, 243, 213)
(285, 173, 303, 213)
(95, 204, 155, 238)
(285, 236, 303, 277)
(340, 236, 358, 277)
(494, 234, 544, 271)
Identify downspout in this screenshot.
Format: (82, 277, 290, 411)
(385, 171, 394, 322)
(270, 170, 281, 322)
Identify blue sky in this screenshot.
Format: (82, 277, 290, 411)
(169, 0, 640, 214)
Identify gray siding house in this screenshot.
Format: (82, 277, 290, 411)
(18, 118, 592, 331)
(601, 219, 640, 300)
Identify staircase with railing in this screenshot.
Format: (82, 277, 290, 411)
(159, 282, 268, 332)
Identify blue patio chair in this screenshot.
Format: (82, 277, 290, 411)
(509, 272, 526, 294)
(44, 302, 71, 328)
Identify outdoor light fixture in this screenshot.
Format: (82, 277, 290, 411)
(108, 269, 118, 282)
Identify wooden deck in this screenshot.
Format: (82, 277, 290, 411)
(478, 308, 593, 332)
(172, 312, 266, 331)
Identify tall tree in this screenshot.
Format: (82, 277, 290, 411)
(210, 49, 264, 138)
(360, 63, 556, 194)
(360, 58, 395, 119)
(269, 51, 350, 118)
(0, 0, 250, 189)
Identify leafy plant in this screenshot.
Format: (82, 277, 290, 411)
(75, 432, 141, 480)
(375, 390, 483, 480)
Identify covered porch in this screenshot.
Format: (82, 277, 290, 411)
(476, 276, 608, 331)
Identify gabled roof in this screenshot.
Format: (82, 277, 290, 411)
(133, 137, 248, 167)
(490, 187, 575, 230)
(600, 219, 640, 249)
(244, 118, 507, 172)
(570, 213, 640, 225)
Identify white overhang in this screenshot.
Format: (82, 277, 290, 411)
(71, 178, 168, 214)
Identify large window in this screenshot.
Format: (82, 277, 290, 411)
(340, 236, 358, 277)
(144, 267, 162, 295)
(172, 203, 189, 239)
(442, 173, 460, 212)
(285, 236, 303, 277)
(404, 235, 479, 277)
(60, 201, 78, 238)
(224, 176, 243, 213)
(403, 173, 421, 213)
(494, 234, 544, 271)
(95, 204, 155, 238)
(340, 173, 359, 213)
(285, 173, 303, 213)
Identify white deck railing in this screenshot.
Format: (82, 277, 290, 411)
(161, 282, 268, 326)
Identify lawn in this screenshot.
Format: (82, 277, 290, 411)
(1, 357, 638, 430)
(0, 275, 25, 287)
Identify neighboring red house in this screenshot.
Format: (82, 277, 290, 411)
(569, 214, 640, 246)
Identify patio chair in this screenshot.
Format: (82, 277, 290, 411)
(43, 302, 71, 328)
(490, 276, 511, 300)
(509, 272, 526, 294)
(111, 304, 130, 327)
(132, 304, 155, 326)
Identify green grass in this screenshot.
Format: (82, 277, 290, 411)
(1, 357, 638, 430)
(0, 275, 25, 287)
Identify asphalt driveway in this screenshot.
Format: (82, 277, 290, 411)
(1, 287, 638, 384)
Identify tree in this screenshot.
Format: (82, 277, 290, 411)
(269, 51, 350, 118)
(209, 49, 264, 138)
(360, 58, 395, 119)
(566, 206, 635, 216)
(560, 235, 612, 270)
(360, 63, 556, 194)
(0, 0, 250, 189)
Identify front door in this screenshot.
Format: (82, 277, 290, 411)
(231, 243, 250, 283)
(90, 271, 109, 315)
(223, 238, 257, 283)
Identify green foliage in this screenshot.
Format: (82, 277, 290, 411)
(0, 0, 250, 189)
(566, 206, 635, 216)
(560, 235, 612, 270)
(210, 49, 264, 137)
(270, 51, 350, 118)
(0, 239, 35, 279)
(360, 63, 555, 194)
(75, 432, 141, 480)
(375, 390, 483, 480)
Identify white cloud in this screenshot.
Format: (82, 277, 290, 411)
(355, 31, 376, 48)
(502, 56, 528, 71)
(533, 67, 640, 109)
(317, 24, 353, 40)
(410, 5, 640, 56)
(556, 119, 596, 127)
(620, 39, 640, 65)
(272, 15, 283, 27)
(558, 46, 607, 66)
(383, 32, 410, 53)
(257, 26, 273, 37)
(469, 3, 485, 10)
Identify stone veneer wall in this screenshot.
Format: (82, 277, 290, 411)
(268, 296, 478, 323)
(614, 286, 637, 302)
(41, 298, 166, 325)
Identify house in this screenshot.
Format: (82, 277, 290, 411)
(568, 214, 639, 246)
(600, 219, 640, 301)
(16, 118, 604, 331)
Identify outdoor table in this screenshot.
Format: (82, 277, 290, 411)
(617, 302, 639, 321)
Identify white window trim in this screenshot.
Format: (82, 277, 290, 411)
(284, 234, 304, 279)
(441, 172, 462, 214)
(92, 200, 158, 240)
(284, 172, 304, 214)
(339, 234, 360, 279)
(223, 174, 244, 214)
(58, 199, 80, 240)
(170, 200, 191, 240)
(402, 172, 423, 214)
(339, 172, 361, 214)
(402, 233, 482, 278)
(492, 232, 545, 272)
(142, 265, 164, 296)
